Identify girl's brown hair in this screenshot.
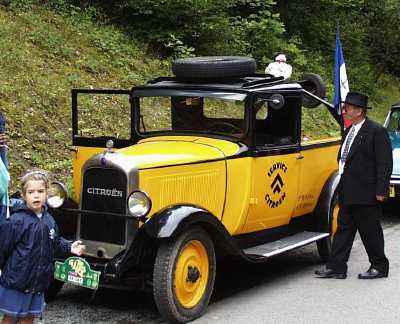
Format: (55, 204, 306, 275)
(21, 170, 49, 194)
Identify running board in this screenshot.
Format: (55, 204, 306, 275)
(243, 231, 329, 258)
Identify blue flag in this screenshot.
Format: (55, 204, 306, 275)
(333, 27, 350, 127)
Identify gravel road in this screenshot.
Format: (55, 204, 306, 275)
(33, 205, 400, 323)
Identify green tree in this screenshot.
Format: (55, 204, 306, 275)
(275, 0, 376, 94)
(366, 0, 400, 79)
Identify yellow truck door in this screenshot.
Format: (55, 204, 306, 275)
(241, 95, 302, 233)
(293, 139, 340, 217)
(243, 149, 301, 232)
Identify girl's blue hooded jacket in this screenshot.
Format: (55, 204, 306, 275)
(0, 203, 71, 293)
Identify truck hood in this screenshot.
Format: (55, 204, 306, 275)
(117, 136, 244, 169)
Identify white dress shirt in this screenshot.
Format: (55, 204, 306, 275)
(265, 62, 292, 79)
(338, 119, 365, 175)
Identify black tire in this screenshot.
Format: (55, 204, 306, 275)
(172, 56, 256, 80)
(44, 279, 64, 302)
(153, 227, 216, 323)
(317, 191, 339, 261)
(301, 73, 326, 108)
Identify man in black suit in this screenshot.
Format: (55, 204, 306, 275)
(315, 91, 393, 279)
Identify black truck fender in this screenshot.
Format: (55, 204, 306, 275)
(144, 204, 241, 256)
(314, 170, 340, 232)
(117, 205, 243, 276)
(313, 170, 340, 260)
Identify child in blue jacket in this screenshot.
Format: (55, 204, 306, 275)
(0, 170, 85, 324)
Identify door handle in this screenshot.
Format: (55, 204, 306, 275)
(296, 154, 304, 160)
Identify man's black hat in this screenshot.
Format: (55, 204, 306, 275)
(342, 91, 371, 109)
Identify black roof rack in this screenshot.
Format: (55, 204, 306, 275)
(147, 76, 176, 84)
(147, 74, 286, 88)
(241, 76, 284, 88)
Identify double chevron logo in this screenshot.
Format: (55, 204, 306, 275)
(271, 173, 284, 194)
(265, 162, 287, 208)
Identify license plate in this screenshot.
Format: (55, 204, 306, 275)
(389, 185, 395, 198)
(54, 257, 100, 290)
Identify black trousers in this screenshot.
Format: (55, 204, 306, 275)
(326, 204, 389, 274)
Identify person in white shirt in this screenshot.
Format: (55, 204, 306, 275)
(265, 54, 292, 79)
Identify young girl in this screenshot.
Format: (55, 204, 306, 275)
(0, 170, 85, 324)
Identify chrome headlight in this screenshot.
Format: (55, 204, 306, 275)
(127, 191, 151, 218)
(47, 181, 68, 208)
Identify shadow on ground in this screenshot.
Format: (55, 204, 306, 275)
(45, 206, 399, 323)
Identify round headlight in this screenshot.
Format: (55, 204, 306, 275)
(47, 181, 68, 208)
(127, 191, 151, 218)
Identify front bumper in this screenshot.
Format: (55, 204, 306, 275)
(56, 206, 153, 290)
(55, 255, 146, 290)
(61, 207, 138, 259)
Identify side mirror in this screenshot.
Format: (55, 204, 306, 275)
(300, 73, 326, 108)
(267, 94, 285, 110)
(256, 94, 285, 112)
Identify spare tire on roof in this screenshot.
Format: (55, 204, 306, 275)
(172, 56, 256, 80)
(300, 73, 327, 108)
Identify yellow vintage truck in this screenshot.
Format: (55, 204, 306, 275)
(49, 57, 342, 323)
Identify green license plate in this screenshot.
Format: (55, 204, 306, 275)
(54, 257, 101, 290)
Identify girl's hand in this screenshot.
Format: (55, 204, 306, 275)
(71, 240, 86, 256)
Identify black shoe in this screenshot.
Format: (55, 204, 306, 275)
(358, 268, 388, 279)
(315, 268, 347, 279)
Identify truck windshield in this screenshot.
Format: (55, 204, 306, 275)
(386, 109, 400, 132)
(134, 90, 247, 138)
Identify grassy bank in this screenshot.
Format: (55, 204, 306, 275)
(0, 4, 167, 190)
(0, 4, 399, 191)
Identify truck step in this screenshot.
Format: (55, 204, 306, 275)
(243, 231, 329, 258)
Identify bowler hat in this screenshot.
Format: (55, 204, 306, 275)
(342, 91, 371, 109)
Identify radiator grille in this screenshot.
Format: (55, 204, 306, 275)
(80, 168, 127, 245)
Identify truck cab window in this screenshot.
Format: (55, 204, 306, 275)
(254, 97, 299, 147)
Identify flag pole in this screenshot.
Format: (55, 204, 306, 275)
(333, 23, 350, 133)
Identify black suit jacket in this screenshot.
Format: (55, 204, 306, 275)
(338, 117, 393, 205)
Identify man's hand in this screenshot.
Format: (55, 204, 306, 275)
(71, 240, 86, 256)
(376, 195, 385, 202)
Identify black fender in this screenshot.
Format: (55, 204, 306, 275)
(144, 204, 240, 255)
(314, 170, 340, 232)
(117, 205, 244, 276)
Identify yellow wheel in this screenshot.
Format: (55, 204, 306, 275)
(153, 227, 216, 323)
(174, 240, 209, 308)
(317, 191, 339, 261)
(331, 202, 339, 236)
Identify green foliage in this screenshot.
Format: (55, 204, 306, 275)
(0, 4, 167, 190)
(302, 108, 341, 140)
(0, 0, 399, 191)
(276, 0, 374, 94)
(53, 0, 291, 61)
(366, 0, 400, 78)
(98, 0, 237, 57)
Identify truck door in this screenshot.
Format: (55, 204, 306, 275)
(71, 89, 135, 203)
(243, 95, 301, 232)
(294, 105, 341, 217)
